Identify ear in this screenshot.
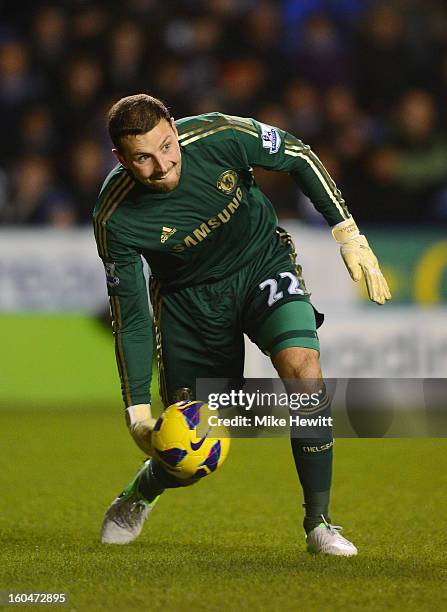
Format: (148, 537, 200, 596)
(170, 117, 178, 138)
(112, 148, 127, 168)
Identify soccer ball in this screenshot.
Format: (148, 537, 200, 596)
(152, 400, 230, 482)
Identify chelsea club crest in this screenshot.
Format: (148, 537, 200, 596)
(217, 170, 238, 194)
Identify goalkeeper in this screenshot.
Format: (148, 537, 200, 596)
(93, 94, 391, 555)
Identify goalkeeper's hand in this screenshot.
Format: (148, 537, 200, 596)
(125, 403, 157, 456)
(332, 218, 392, 305)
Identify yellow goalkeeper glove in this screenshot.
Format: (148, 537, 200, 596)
(332, 218, 392, 305)
(125, 404, 157, 456)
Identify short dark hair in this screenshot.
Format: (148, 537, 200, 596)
(107, 94, 171, 150)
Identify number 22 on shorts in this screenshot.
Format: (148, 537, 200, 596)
(259, 271, 305, 307)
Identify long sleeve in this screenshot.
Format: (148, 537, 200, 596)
(95, 225, 153, 407)
(230, 116, 351, 226)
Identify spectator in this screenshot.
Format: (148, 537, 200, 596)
(284, 80, 322, 140)
(8, 155, 75, 225)
(68, 138, 108, 223)
(218, 57, 267, 115)
(107, 21, 147, 92)
(291, 14, 352, 88)
(0, 39, 44, 163)
(390, 90, 447, 219)
(54, 55, 103, 138)
(0, 0, 445, 225)
(30, 5, 68, 81)
(17, 105, 57, 158)
(354, 4, 410, 112)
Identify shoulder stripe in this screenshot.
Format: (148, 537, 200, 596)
(181, 124, 258, 147)
(223, 115, 254, 125)
(177, 117, 223, 139)
(102, 176, 134, 225)
(284, 143, 306, 151)
(285, 147, 348, 219)
(178, 116, 257, 142)
(95, 173, 129, 221)
(96, 173, 133, 224)
(94, 173, 135, 257)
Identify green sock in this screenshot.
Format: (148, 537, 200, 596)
(137, 458, 190, 503)
(290, 437, 333, 534)
(302, 492, 331, 534)
(136, 459, 166, 503)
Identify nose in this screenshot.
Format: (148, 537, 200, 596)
(153, 156, 170, 176)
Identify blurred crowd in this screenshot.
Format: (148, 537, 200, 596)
(0, 0, 446, 227)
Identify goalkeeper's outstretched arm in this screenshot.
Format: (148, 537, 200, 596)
(229, 117, 391, 304)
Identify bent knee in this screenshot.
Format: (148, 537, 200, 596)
(273, 346, 321, 379)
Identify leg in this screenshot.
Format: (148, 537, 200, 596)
(273, 347, 333, 534)
(244, 237, 356, 554)
(102, 277, 244, 545)
(273, 345, 322, 379)
(247, 294, 334, 534)
(153, 279, 245, 407)
(270, 338, 356, 555)
(136, 280, 244, 497)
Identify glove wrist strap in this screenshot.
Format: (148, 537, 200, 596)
(125, 403, 152, 426)
(331, 218, 360, 243)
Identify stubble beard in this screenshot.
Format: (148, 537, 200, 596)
(144, 160, 182, 193)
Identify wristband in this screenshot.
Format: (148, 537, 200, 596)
(331, 218, 360, 244)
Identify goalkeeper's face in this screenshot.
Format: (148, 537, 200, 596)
(114, 118, 182, 192)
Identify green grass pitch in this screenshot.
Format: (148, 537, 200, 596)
(1, 408, 446, 611)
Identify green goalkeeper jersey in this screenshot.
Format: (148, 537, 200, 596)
(93, 113, 350, 406)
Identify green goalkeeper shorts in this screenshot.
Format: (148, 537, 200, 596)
(150, 229, 323, 406)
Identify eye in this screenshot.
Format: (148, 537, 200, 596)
(138, 155, 149, 162)
(162, 142, 171, 151)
